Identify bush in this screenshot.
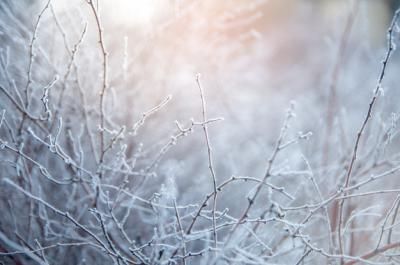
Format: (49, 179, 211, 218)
(1, 1, 400, 264)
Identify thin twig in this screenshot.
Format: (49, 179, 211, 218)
(196, 73, 218, 250)
(337, 9, 400, 260)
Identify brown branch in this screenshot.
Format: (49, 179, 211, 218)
(87, 0, 109, 175)
(343, 241, 400, 265)
(337, 8, 400, 260)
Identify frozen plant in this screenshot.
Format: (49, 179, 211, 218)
(1, 1, 400, 265)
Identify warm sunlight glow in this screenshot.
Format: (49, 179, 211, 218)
(107, 0, 158, 25)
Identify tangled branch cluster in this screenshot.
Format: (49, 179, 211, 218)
(1, 1, 400, 264)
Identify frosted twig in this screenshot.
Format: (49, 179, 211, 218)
(40, 76, 58, 121)
(387, 196, 400, 246)
(295, 248, 312, 265)
(145, 118, 222, 173)
(168, 200, 187, 265)
(0, 230, 45, 264)
(0, 109, 5, 129)
(338, 9, 400, 259)
(0, 85, 48, 133)
(87, 0, 109, 175)
(3, 178, 136, 264)
(302, 155, 334, 253)
(0, 241, 98, 256)
(196, 73, 218, 250)
(0, 140, 72, 184)
(56, 22, 88, 109)
(224, 102, 295, 246)
(375, 195, 400, 250)
(90, 209, 129, 265)
(25, 0, 51, 107)
(130, 95, 172, 136)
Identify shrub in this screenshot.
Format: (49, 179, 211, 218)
(1, 1, 400, 264)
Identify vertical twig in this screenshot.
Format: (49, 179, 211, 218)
(87, 0, 108, 176)
(173, 199, 187, 265)
(375, 195, 400, 250)
(337, 9, 400, 262)
(223, 103, 295, 247)
(25, 0, 51, 108)
(196, 74, 218, 251)
(87, 0, 109, 209)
